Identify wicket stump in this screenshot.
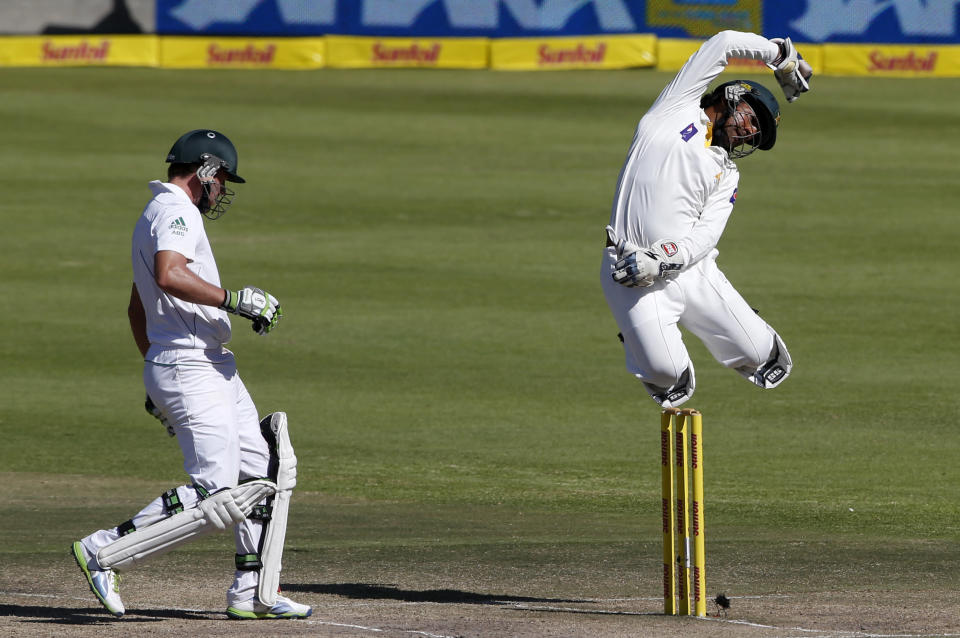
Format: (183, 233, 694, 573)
(660, 408, 706, 617)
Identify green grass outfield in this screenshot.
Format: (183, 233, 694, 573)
(1, 67, 958, 631)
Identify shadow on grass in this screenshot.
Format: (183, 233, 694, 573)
(0, 604, 218, 624)
(285, 583, 587, 605)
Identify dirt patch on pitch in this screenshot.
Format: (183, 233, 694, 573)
(5, 474, 958, 637)
(4, 561, 959, 638)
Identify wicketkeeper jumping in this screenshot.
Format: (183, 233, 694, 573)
(601, 31, 812, 407)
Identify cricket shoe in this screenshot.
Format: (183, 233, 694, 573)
(226, 594, 312, 620)
(71, 541, 124, 617)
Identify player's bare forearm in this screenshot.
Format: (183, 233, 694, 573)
(154, 250, 227, 308)
(128, 284, 150, 358)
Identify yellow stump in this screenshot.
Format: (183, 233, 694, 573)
(675, 413, 691, 616)
(660, 409, 678, 615)
(687, 410, 706, 617)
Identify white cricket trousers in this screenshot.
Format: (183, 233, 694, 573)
(81, 347, 270, 603)
(601, 246, 776, 406)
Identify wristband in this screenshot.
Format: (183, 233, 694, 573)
(220, 289, 238, 312)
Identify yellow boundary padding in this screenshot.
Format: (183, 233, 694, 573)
(326, 35, 487, 69)
(0, 34, 958, 76)
(492, 34, 655, 70)
(161, 36, 325, 69)
(0, 35, 159, 67)
(823, 43, 960, 77)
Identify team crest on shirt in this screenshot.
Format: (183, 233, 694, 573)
(729, 189, 738, 205)
(659, 241, 679, 257)
(680, 123, 698, 142)
(169, 216, 188, 237)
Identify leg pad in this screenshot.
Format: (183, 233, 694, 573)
(97, 479, 276, 572)
(257, 412, 297, 606)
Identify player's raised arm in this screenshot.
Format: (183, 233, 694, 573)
(652, 30, 811, 116)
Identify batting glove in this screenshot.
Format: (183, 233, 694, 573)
(196, 154, 222, 183)
(769, 37, 812, 103)
(145, 394, 175, 437)
(221, 286, 283, 335)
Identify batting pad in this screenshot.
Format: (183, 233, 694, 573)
(97, 479, 277, 572)
(257, 412, 297, 606)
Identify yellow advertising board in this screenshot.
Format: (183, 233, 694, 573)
(657, 38, 823, 77)
(0, 34, 955, 78)
(0, 35, 158, 67)
(656, 38, 702, 71)
(160, 37, 325, 69)
(824, 43, 960, 77)
(326, 36, 487, 69)
(491, 34, 655, 71)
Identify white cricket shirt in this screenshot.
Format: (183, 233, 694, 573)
(607, 31, 780, 268)
(131, 181, 232, 353)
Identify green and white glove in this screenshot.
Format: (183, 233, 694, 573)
(221, 286, 283, 335)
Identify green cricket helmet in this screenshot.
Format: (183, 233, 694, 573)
(708, 80, 781, 157)
(165, 129, 245, 183)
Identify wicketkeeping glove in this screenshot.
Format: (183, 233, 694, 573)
(769, 37, 812, 103)
(607, 225, 657, 288)
(145, 394, 175, 437)
(221, 286, 283, 335)
(645, 239, 684, 280)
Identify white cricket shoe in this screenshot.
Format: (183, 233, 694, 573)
(71, 541, 124, 617)
(226, 594, 312, 620)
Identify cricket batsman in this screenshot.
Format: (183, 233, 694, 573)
(71, 130, 312, 619)
(601, 30, 812, 407)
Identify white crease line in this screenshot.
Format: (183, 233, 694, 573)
(306, 620, 384, 633)
(507, 604, 655, 616)
(0, 590, 458, 638)
(7, 590, 957, 638)
(570, 594, 793, 603)
(303, 618, 457, 638)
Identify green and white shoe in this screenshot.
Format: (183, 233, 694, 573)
(226, 594, 312, 620)
(71, 541, 124, 617)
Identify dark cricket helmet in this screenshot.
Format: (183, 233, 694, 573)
(165, 129, 245, 183)
(711, 80, 781, 152)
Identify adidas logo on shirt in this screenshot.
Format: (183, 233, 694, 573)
(169, 216, 188, 237)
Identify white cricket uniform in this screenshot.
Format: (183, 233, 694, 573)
(80, 180, 270, 603)
(601, 31, 793, 408)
